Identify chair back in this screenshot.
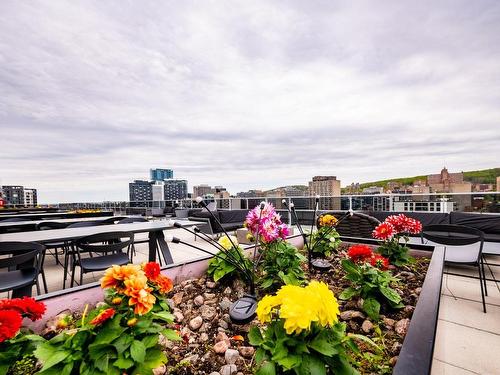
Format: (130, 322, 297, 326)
(75, 231, 134, 255)
(66, 221, 104, 228)
(118, 217, 148, 224)
(421, 224, 484, 246)
(317, 211, 380, 238)
(0, 241, 44, 273)
(36, 221, 69, 231)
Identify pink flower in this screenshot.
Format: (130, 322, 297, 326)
(244, 203, 289, 243)
(372, 222, 396, 241)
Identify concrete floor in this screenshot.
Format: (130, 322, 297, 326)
(2, 224, 500, 374)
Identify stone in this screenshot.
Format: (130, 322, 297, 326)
(238, 346, 255, 359)
(189, 316, 203, 330)
(172, 292, 184, 306)
(152, 365, 166, 375)
(173, 309, 184, 322)
(414, 287, 422, 295)
(399, 271, 415, 279)
(209, 373, 221, 375)
(220, 364, 237, 375)
(206, 281, 217, 289)
(200, 305, 217, 321)
(214, 340, 229, 354)
(183, 354, 199, 363)
(390, 356, 398, 366)
(216, 332, 231, 345)
(225, 349, 240, 364)
(218, 319, 229, 330)
(222, 313, 231, 323)
(200, 333, 209, 342)
(404, 305, 415, 314)
(223, 287, 232, 295)
(383, 317, 396, 328)
(204, 292, 216, 299)
(391, 342, 403, 354)
(194, 295, 205, 306)
(395, 318, 411, 336)
(361, 320, 374, 333)
(340, 310, 365, 321)
(220, 297, 232, 311)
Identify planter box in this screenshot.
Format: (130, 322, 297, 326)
(32, 236, 444, 374)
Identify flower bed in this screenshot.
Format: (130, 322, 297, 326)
(1, 207, 444, 375)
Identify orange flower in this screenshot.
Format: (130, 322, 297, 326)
(100, 264, 144, 290)
(154, 275, 173, 294)
(90, 308, 115, 325)
(123, 277, 156, 315)
(143, 262, 161, 280)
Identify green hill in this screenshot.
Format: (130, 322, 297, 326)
(355, 168, 499, 190)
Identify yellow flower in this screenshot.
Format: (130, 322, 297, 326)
(111, 297, 122, 305)
(256, 295, 280, 323)
(305, 281, 339, 327)
(319, 214, 338, 227)
(127, 318, 138, 327)
(218, 235, 238, 250)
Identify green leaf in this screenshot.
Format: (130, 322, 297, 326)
(341, 259, 359, 276)
(298, 354, 326, 375)
(151, 311, 175, 323)
(113, 335, 133, 353)
(95, 353, 110, 372)
(256, 361, 276, 375)
(362, 298, 381, 321)
(92, 327, 122, 345)
(255, 348, 268, 364)
(277, 354, 301, 370)
(339, 287, 359, 300)
(348, 333, 381, 353)
(380, 286, 402, 304)
(309, 333, 338, 357)
(130, 340, 146, 363)
(142, 334, 159, 349)
(114, 357, 134, 369)
(162, 328, 181, 341)
(248, 326, 264, 345)
(260, 278, 274, 289)
(38, 350, 70, 372)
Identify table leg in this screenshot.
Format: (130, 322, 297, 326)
(148, 230, 174, 264)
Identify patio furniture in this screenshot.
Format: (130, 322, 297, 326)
(317, 211, 380, 238)
(0, 241, 44, 297)
(421, 224, 487, 312)
(117, 217, 151, 263)
(70, 231, 133, 287)
(188, 209, 248, 238)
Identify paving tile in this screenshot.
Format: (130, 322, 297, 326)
(432, 359, 480, 375)
(433, 320, 500, 375)
(442, 273, 500, 307)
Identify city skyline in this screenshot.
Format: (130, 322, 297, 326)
(1, 1, 499, 202)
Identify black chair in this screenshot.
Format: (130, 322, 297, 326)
(70, 231, 133, 287)
(421, 224, 487, 313)
(62, 221, 104, 288)
(317, 211, 381, 238)
(0, 241, 44, 297)
(117, 217, 155, 264)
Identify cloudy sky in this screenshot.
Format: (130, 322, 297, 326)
(1, 1, 499, 203)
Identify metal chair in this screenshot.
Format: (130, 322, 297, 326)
(0, 241, 44, 297)
(317, 211, 380, 238)
(117, 217, 156, 264)
(70, 231, 133, 287)
(421, 224, 487, 313)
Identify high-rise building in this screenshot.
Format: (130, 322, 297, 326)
(193, 184, 213, 198)
(129, 180, 153, 205)
(1, 185, 25, 206)
(150, 168, 173, 181)
(23, 188, 38, 206)
(164, 180, 188, 200)
(308, 176, 341, 210)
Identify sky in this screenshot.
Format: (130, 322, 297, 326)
(1, 1, 499, 203)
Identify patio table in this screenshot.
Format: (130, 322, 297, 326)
(0, 211, 114, 221)
(0, 220, 202, 297)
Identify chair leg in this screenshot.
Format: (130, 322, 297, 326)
(478, 264, 487, 313)
(63, 249, 69, 289)
(40, 269, 48, 294)
(70, 259, 77, 288)
(80, 268, 84, 287)
(481, 255, 488, 296)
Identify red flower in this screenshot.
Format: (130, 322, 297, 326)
(348, 245, 373, 263)
(154, 275, 173, 294)
(0, 297, 46, 321)
(0, 309, 23, 343)
(385, 214, 407, 233)
(370, 255, 390, 270)
(90, 308, 115, 326)
(144, 262, 161, 280)
(404, 218, 422, 234)
(372, 222, 395, 240)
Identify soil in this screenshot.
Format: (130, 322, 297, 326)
(161, 243, 430, 375)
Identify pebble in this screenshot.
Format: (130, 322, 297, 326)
(152, 365, 166, 375)
(222, 313, 231, 323)
(218, 319, 229, 329)
(383, 317, 396, 328)
(209, 373, 221, 375)
(204, 292, 216, 299)
(200, 305, 217, 320)
(223, 287, 232, 295)
(238, 346, 255, 359)
(206, 281, 217, 289)
(220, 364, 237, 375)
(200, 333, 209, 342)
(183, 354, 199, 363)
(404, 305, 415, 314)
(395, 318, 411, 336)
(172, 292, 184, 306)
(390, 356, 398, 366)
(414, 287, 422, 295)
(194, 295, 205, 306)
(173, 309, 184, 322)
(340, 310, 365, 321)
(225, 349, 240, 364)
(216, 332, 231, 345)
(219, 297, 232, 311)
(189, 316, 203, 330)
(391, 342, 403, 354)
(361, 320, 374, 333)
(214, 340, 229, 354)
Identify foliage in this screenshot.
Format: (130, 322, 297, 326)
(258, 240, 306, 289)
(339, 253, 403, 320)
(0, 334, 44, 375)
(250, 282, 363, 375)
(207, 240, 253, 282)
(311, 215, 341, 257)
